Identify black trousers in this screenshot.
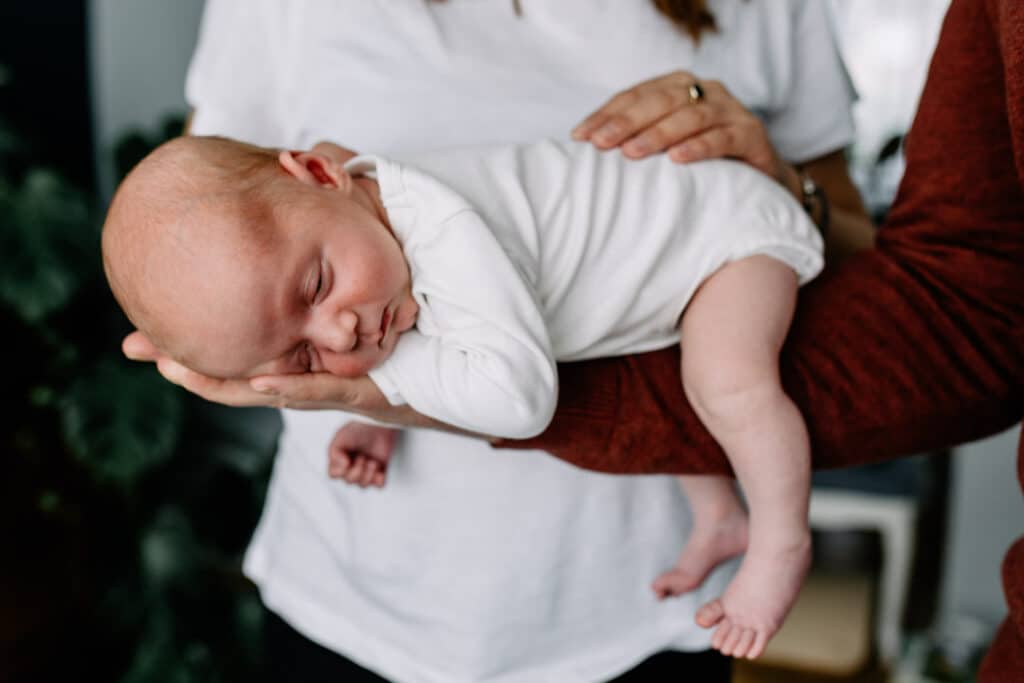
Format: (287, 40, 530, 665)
(263, 609, 732, 682)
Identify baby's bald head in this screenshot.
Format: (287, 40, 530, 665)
(102, 136, 287, 371)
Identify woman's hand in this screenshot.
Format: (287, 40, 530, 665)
(572, 70, 790, 186)
(123, 332, 487, 435)
(573, 70, 876, 261)
(122, 331, 392, 415)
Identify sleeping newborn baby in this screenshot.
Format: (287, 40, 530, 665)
(103, 135, 823, 659)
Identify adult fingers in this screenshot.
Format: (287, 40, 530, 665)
(667, 121, 776, 178)
(250, 372, 365, 410)
(619, 105, 714, 158)
(572, 71, 699, 146)
(587, 90, 693, 150)
(122, 330, 162, 361)
(156, 358, 270, 407)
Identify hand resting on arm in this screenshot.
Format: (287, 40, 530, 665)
(573, 70, 874, 262)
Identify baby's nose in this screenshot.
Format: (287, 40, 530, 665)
(315, 310, 359, 353)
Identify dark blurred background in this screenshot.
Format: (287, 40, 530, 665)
(1, 3, 277, 681)
(1, 2, 1019, 682)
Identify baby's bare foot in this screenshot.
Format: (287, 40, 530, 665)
(695, 531, 812, 659)
(651, 510, 748, 599)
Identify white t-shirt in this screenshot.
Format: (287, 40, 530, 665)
(361, 141, 823, 437)
(186, 2, 854, 681)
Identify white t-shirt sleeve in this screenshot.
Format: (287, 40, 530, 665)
(184, 0, 291, 145)
(368, 210, 558, 439)
(764, 0, 858, 163)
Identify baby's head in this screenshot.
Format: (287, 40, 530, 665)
(102, 135, 418, 379)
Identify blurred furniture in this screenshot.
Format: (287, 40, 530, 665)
(809, 487, 917, 664)
(756, 459, 929, 675)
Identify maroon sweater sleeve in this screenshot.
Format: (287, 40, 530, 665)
(495, 0, 1024, 477)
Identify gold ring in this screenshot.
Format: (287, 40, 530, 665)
(687, 82, 705, 104)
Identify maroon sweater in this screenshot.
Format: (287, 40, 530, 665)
(499, 0, 1024, 677)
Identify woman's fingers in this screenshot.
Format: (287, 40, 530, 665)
(122, 330, 162, 361)
(573, 71, 700, 145)
(620, 105, 712, 158)
(572, 71, 784, 181)
(127, 335, 400, 418)
(249, 372, 374, 411)
(667, 119, 777, 178)
(588, 90, 693, 149)
(155, 358, 268, 407)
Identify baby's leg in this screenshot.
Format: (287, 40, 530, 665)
(652, 475, 748, 599)
(679, 254, 812, 660)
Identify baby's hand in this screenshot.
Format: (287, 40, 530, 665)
(328, 422, 399, 488)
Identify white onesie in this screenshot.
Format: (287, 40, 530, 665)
(360, 139, 823, 438)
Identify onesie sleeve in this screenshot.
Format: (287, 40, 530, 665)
(369, 210, 558, 439)
(184, 0, 292, 145)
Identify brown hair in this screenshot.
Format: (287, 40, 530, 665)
(429, 1, 719, 42)
(652, 0, 717, 42)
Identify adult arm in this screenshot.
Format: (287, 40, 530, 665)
(498, 0, 1024, 475)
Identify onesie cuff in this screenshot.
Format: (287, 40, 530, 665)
(367, 366, 407, 407)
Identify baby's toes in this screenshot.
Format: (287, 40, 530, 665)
(719, 625, 745, 656)
(696, 598, 726, 628)
(748, 629, 770, 660)
(731, 628, 756, 659)
(711, 618, 732, 651)
(651, 570, 687, 599)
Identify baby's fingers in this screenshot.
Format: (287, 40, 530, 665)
(358, 459, 380, 488)
(328, 450, 352, 479)
(342, 457, 367, 486)
(340, 455, 383, 488)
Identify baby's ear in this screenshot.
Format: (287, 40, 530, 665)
(278, 149, 352, 192)
(310, 141, 358, 165)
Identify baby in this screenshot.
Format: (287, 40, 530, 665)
(103, 135, 824, 659)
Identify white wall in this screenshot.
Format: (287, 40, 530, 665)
(88, 0, 204, 198)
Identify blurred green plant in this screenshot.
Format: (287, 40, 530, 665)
(3, 112, 278, 682)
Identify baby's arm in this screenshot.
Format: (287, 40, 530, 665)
(369, 210, 558, 439)
(328, 421, 398, 488)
